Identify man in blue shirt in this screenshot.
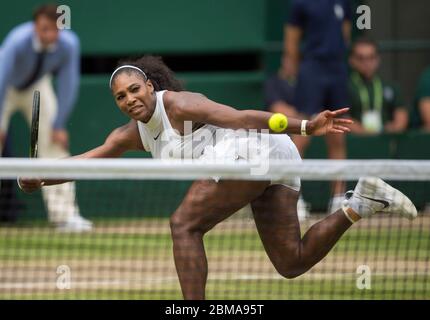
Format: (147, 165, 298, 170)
(284, 0, 351, 213)
(0, 4, 92, 232)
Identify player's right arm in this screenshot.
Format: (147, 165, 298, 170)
(18, 120, 144, 193)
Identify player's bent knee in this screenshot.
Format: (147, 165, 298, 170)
(273, 261, 305, 279)
(279, 269, 302, 279)
(169, 212, 207, 238)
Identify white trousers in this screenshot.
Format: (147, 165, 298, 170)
(0, 75, 80, 223)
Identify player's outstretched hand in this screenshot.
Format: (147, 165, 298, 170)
(17, 177, 44, 193)
(308, 107, 353, 136)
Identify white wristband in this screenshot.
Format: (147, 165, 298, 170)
(301, 120, 308, 136)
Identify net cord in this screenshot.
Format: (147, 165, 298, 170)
(1, 158, 430, 181)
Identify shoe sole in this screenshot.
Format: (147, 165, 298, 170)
(356, 177, 417, 220)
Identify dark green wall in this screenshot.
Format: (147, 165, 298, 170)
(0, 0, 265, 54)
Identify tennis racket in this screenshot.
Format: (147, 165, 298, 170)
(30, 90, 40, 158)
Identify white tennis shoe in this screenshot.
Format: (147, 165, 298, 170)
(342, 177, 417, 220)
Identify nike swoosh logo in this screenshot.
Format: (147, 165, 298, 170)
(360, 194, 390, 208)
(154, 131, 161, 140)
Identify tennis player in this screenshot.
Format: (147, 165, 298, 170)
(18, 56, 417, 300)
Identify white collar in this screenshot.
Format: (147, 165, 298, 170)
(32, 34, 58, 53)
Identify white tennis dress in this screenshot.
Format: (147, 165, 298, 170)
(137, 90, 302, 191)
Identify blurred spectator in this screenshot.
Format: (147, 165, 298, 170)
(0, 4, 92, 232)
(0, 133, 23, 223)
(264, 52, 298, 118)
(283, 0, 351, 213)
(348, 38, 408, 134)
(412, 66, 430, 131)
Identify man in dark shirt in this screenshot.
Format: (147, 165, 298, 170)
(284, 0, 351, 213)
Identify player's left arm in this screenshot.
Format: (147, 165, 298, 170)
(168, 91, 352, 136)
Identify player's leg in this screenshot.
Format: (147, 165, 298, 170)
(251, 178, 417, 279)
(251, 185, 352, 278)
(170, 179, 270, 300)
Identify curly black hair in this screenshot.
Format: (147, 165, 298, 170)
(111, 55, 183, 92)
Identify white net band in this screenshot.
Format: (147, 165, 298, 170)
(1, 158, 430, 180)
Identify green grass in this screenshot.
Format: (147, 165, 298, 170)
(0, 232, 173, 260)
(0, 218, 429, 300)
(2, 276, 428, 300)
(205, 275, 430, 300)
(1, 226, 428, 260)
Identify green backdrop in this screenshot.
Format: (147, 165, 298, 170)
(0, 0, 265, 54)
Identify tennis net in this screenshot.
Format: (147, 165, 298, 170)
(0, 158, 429, 299)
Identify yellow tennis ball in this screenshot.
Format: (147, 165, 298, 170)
(268, 113, 288, 132)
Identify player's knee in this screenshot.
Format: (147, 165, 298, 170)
(169, 213, 189, 236)
(169, 211, 205, 238)
(277, 266, 304, 279)
(273, 260, 305, 279)
(279, 269, 302, 279)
